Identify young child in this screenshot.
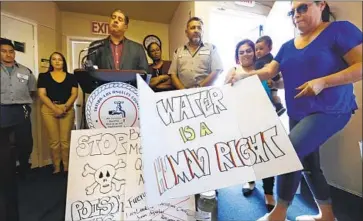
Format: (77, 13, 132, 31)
(255, 36, 286, 116)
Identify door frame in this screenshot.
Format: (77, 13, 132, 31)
(66, 35, 101, 71)
(1, 11, 39, 78)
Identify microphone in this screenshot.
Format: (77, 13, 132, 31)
(78, 41, 104, 68)
(82, 41, 104, 52)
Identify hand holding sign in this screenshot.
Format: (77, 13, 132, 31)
(137, 74, 303, 206)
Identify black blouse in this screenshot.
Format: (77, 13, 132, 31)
(37, 72, 78, 104)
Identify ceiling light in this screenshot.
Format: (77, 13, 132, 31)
(234, 1, 256, 7)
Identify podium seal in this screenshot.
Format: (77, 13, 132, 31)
(85, 82, 139, 128)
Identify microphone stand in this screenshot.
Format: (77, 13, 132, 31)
(79, 49, 100, 129)
(81, 50, 97, 69)
(78, 49, 88, 70)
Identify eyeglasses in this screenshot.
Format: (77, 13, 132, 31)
(288, 3, 312, 17)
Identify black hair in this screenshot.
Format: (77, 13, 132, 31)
(316, 1, 335, 22)
(256, 36, 273, 49)
(186, 17, 204, 28)
(146, 42, 161, 59)
(0, 38, 15, 49)
(47, 52, 68, 73)
(234, 39, 256, 64)
(111, 9, 130, 25)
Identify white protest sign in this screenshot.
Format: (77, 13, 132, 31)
(137, 75, 303, 206)
(123, 135, 195, 221)
(65, 128, 140, 221)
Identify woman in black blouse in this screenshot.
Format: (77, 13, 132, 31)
(147, 42, 174, 92)
(37, 52, 78, 174)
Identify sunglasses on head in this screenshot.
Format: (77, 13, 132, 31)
(288, 3, 312, 17)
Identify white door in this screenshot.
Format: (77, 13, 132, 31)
(1, 13, 42, 167)
(1, 13, 36, 76)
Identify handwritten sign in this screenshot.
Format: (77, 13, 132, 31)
(123, 133, 195, 220)
(65, 127, 195, 221)
(137, 75, 303, 206)
(65, 128, 140, 221)
(91, 21, 109, 35)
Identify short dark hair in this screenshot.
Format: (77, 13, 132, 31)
(256, 36, 273, 49)
(0, 38, 15, 49)
(186, 17, 203, 28)
(234, 39, 256, 64)
(111, 9, 129, 25)
(48, 52, 69, 73)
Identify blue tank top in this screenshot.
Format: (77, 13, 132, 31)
(275, 21, 362, 120)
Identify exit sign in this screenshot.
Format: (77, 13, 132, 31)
(235, 1, 256, 7)
(91, 21, 109, 35)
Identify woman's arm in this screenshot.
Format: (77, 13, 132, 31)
(156, 78, 173, 90)
(38, 88, 64, 116)
(295, 44, 362, 98)
(249, 61, 280, 81)
(64, 87, 78, 112)
(225, 61, 280, 84)
(149, 75, 170, 88)
(323, 44, 362, 88)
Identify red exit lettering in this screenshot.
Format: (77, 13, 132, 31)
(91, 21, 109, 35)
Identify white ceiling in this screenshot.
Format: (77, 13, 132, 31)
(55, 1, 181, 24)
(55, 1, 275, 24)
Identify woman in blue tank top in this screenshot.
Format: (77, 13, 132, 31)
(226, 1, 362, 221)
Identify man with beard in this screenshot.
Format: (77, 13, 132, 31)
(87, 9, 148, 72)
(168, 17, 223, 89)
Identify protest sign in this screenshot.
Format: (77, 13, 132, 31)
(137, 75, 303, 206)
(65, 128, 138, 221)
(123, 134, 195, 221)
(65, 127, 195, 221)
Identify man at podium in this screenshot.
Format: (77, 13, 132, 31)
(87, 9, 148, 72)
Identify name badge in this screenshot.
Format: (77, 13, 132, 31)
(199, 50, 210, 55)
(17, 73, 29, 80)
(179, 51, 188, 58)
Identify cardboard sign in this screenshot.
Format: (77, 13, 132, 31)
(65, 128, 138, 221)
(137, 75, 303, 206)
(65, 127, 195, 221)
(123, 133, 195, 221)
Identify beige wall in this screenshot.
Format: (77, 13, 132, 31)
(319, 1, 363, 197)
(61, 11, 170, 63)
(169, 1, 195, 58)
(1, 1, 60, 167)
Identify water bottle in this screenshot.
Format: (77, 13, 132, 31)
(197, 190, 218, 221)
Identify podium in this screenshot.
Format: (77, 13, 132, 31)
(73, 69, 151, 129)
(74, 69, 150, 93)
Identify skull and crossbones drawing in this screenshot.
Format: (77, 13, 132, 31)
(82, 159, 126, 195)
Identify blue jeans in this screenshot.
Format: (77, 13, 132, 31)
(277, 113, 352, 206)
